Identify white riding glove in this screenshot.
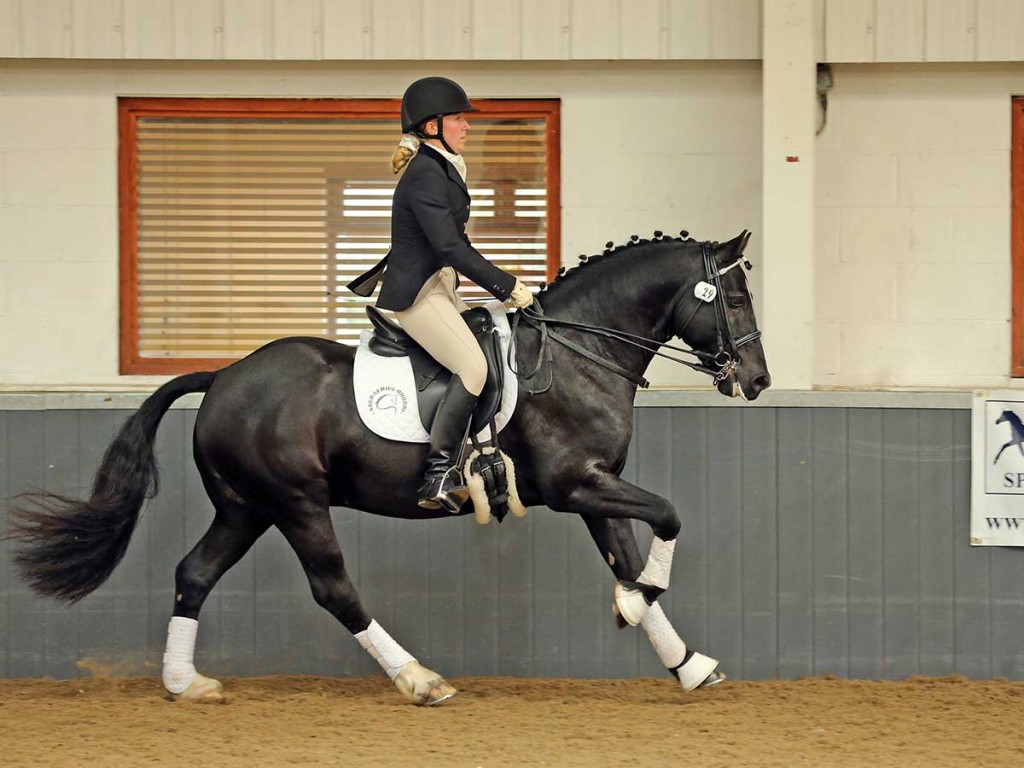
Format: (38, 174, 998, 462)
(509, 280, 534, 309)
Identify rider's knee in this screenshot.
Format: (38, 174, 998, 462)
(457, 360, 486, 397)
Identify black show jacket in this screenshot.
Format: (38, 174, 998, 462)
(370, 145, 517, 312)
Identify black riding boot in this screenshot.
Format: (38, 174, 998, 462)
(417, 376, 478, 512)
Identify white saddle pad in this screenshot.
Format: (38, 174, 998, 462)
(353, 301, 519, 443)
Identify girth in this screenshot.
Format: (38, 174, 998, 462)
(364, 306, 505, 434)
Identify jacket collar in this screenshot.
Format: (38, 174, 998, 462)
(419, 143, 469, 197)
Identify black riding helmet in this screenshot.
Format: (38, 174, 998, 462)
(401, 76, 478, 154)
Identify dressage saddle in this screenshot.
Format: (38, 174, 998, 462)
(365, 306, 505, 434)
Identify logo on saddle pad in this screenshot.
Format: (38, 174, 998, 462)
(368, 386, 408, 416)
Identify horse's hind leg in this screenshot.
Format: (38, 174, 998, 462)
(275, 505, 456, 706)
(162, 500, 270, 702)
(584, 517, 723, 692)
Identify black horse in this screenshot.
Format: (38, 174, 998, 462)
(8, 231, 770, 704)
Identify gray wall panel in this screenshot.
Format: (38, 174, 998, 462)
(918, 412, 955, 675)
(952, 413, 991, 677)
(533, 509, 570, 677)
(0, 411, 9, 677)
(882, 410, 921, 678)
(706, 409, 743, 676)
(991, 548, 1024, 677)
(428, 508, 465, 676)
(1, 405, 1022, 682)
(7, 411, 46, 678)
(496, 511, 532, 678)
(253, 527, 299, 676)
(777, 409, 814, 677)
(812, 409, 848, 676)
(740, 409, 777, 680)
(567, 513, 606, 679)
(669, 409, 710, 663)
(42, 411, 79, 679)
(847, 409, 885, 678)
(463, 522, 499, 675)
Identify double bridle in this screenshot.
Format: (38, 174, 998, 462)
(509, 241, 762, 395)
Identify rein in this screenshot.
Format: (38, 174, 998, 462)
(508, 241, 761, 395)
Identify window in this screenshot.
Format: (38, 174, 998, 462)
(118, 97, 560, 374)
(1014, 97, 1024, 375)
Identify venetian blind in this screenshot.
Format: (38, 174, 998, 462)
(125, 101, 556, 372)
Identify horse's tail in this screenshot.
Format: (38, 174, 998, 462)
(5, 371, 216, 602)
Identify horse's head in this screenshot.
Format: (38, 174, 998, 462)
(997, 411, 1011, 425)
(671, 231, 771, 400)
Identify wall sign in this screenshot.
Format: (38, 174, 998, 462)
(972, 391, 1024, 546)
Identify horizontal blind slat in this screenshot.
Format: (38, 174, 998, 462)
(133, 107, 551, 363)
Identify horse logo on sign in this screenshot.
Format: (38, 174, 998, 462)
(972, 394, 1024, 546)
(985, 402, 1024, 495)
(992, 409, 1024, 465)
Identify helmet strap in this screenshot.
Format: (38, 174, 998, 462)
(418, 114, 458, 155)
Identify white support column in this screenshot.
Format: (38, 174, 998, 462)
(762, 0, 816, 389)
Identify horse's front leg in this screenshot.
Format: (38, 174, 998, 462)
(584, 517, 724, 691)
(548, 471, 676, 626)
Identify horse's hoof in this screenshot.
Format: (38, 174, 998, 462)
(674, 651, 722, 693)
(169, 673, 224, 703)
(699, 669, 727, 688)
(423, 681, 457, 706)
(393, 661, 457, 706)
(613, 582, 649, 626)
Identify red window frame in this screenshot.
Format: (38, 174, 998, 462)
(118, 97, 561, 375)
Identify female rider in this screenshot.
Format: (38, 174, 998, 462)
(348, 76, 534, 512)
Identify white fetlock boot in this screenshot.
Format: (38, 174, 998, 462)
(672, 652, 725, 692)
(614, 537, 677, 626)
(641, 603, 725, 692)
(162, 616, 224, 702)
(356, 619, 457, 706)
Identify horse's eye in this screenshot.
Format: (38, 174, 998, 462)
(727, 294, 747, 308)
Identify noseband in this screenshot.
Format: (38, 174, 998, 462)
(510, 241, 761, 394)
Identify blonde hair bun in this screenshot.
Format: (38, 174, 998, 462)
(391, 134, 421, 174)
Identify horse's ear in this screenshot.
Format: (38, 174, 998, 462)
(720, 230, 752, 257)
(736, 230, 752, 256)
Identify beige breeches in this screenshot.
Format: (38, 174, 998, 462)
(394, 267, 487, 396)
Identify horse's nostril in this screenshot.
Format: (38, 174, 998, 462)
(753, 374, 771, 392)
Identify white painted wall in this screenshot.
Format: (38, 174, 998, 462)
(814, 63, 1020, 389)
(825, 0, 1024, 63)
(10, 0, 1024, 65)
(0, 0, 764, 61)
(0, 60, 762, 389)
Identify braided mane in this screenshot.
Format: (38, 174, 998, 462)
(537, 230, 695, 294)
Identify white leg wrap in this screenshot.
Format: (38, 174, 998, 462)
(162, 616, 199, 695)
(355, 619, 416, 680)
(640, 602, 687, 668)
(638, 537, 676, 589)
(641, 603, 720, 692)
(614, 538, 677, 626)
